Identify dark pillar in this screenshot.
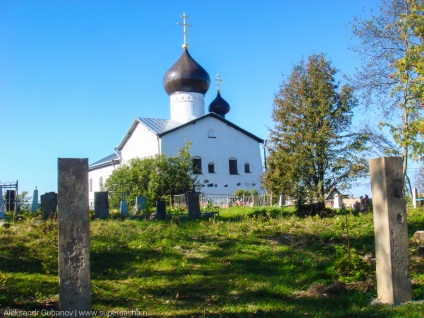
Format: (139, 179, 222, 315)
(58, 158, 91, 315)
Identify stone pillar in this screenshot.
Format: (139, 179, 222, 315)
(58, 158, 91, 315)
(31, 187, 39, 214)
(0, 186, 6, 219)
(94, 192, 109, 219)
(187, 192, 201, 218)
(369, 157, 411, 305)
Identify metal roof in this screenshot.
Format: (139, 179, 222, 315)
(137, 118, 182, 134)
(89, 153, 119, 171)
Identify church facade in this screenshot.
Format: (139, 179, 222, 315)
(88, 15, 264, 205)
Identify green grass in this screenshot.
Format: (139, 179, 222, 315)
(1, 207, 424, 317)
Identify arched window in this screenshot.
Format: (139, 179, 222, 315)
(99, 177, 104, 189)
(208, 162, 215, 173)
(229, 158, 238, 175)
(89, 178, 93, 192)
(192, 157, 202, 174)
(244, 163, 251, 173)
(208, 129, 216, 138)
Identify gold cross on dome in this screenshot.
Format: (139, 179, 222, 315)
(177, 12, 192, 49)
(216, 74, 222, 92)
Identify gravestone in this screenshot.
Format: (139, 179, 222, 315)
(369, 157, 411, 304)
(412, 187, 418, 208)
(41, 192, 58, 220)
(187, 192, 201, 218)
(120, 199, 128, 217)
(31, 187, 39, 214)
(0, 186, 6, 219)
(94, 192, 109, 219)
(58, 158, 91, 315)
(252, 194, 259, 206)
(278, 194, 285, 207)
(156, 200, 166, 220)
(333, 193, 341, 209)
(135, 196, 147, 213)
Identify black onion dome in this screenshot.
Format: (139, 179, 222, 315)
(208, 91, 230, 118)
(163, 48, 210, 95)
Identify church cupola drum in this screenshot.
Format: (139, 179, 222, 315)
(163, 13, 211, 123)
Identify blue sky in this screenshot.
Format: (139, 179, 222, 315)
(0, 0, 383, 198)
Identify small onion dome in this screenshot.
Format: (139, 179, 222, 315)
(208, 91, 230, 118)
(163, 48, 210, 95)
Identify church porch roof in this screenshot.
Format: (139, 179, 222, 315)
(89, 153, 120, 171)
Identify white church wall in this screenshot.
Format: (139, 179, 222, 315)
(120, 123, 160, 164)
(88, 165, 116, 208)
(161, 116, 263, 195)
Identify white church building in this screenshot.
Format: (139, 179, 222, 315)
(88, 14, 264, 205)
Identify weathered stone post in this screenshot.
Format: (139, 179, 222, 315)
(58, 158, 91, 315)
(369, 157, 411, 304)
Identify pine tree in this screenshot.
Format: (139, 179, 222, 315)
(264, 54, 369, 209)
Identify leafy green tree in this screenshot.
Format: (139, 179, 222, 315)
(264, 54, 369, 209)
(351, 0, 424, 192)
(105, 143, 197, 209)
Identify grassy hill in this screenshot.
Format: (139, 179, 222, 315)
(1, 207, 423, 317)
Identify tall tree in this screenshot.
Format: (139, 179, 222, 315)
(351, 0, 424, 192)
(264, 54, 368, 208)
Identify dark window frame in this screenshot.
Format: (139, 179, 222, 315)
(193, 157, 202, 174)
(229, 158, 238, 175)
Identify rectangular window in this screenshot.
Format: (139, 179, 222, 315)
(193, 158, 202, 174)
(229, 159, 238, 175)
(244, 163, 251, 173)
(208, 163, 215, 173)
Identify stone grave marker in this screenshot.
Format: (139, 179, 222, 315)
(0, 186, 6, 219)
(135, 196, 147, 213)
(333, 193, 341, 209)
(94, 191, 109, 219)
(187, 192, 201, 218)
(156, 200, 166, 220)
(120, 199, 128, 217)
(58, 158, 91, 315)
(369, 157, 411, 305)
(31, 187, 39, 214)
(41, 192, 57, 220)
(278, 194, 285, 207)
